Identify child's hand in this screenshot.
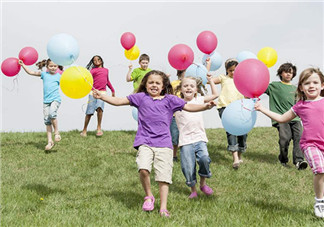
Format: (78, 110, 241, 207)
(92, 89, 102, 99)
(166, 73, 171, 78)
(128, 64, 133, 70)
(206, 73, 213, 82)
(205, 57, 211, 71)
(254, 101, 263, 111)
(112, 92, 115, 97)
(18, 60, 24, 66)
(205, 100, 216, 109)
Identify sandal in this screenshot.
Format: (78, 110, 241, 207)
(200, 185, 214, 196)
(142, 196, 155, 211)
(159, 209, 170, 218)
(80, 132, 87, 137)
(233, 162, 240, 169)
(45, 141, 54, 151)
(96, 131, 103, 137)
(54, 133, 61, 142)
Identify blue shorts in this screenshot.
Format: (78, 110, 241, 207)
(86, 94, 105, 115)
(170, 116, 179, 146)
(43, 101, 60, 125)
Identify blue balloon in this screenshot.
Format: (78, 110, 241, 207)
(202, 51, 222, 71)
(185, 63, 208, 85)
(47, 33, 79, 66)
(132, 107, 138, 121)
(236, 51, 257, 63)
(221, 99, 257, 136)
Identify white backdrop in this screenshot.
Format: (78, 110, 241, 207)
(1, 1, 323, 132)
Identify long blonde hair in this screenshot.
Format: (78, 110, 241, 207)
(297, 68, 324, 101)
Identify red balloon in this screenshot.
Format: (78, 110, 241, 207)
(1, 57, 21, 77)
(168, 44, 194, 70)
(196, 31, 218, 54)
(120, 32, 136, 50)
(18, 47, 38, 65)
(233, 59, 270, 98)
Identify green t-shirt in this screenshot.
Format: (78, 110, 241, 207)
(131, 68, 151, 91)
(265, 81, 300, 125)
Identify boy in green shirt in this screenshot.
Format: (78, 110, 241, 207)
(265, 63, 307, 170)
(126, 54, 151, 92)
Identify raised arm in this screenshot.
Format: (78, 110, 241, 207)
(211, 76, 221, 84)
(204, 73, 218, 102)
(183, 100, 216, 112)
(19, 60, 41, 77)
(93, 89, 129, 106)
(126, 63, 133, 82)
(254, 101, 296, 123)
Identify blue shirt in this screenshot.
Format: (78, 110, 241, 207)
(41, 72, 61, 104)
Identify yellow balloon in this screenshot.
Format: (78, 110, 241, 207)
(124, 45, 140, 60)
(60, 66, 93, 99)
(257, 47, 278, 68)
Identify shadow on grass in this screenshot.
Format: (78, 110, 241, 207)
(107, 190, 142, 209)
(22, 183, 66, 197)
(245, 151, 277, 164)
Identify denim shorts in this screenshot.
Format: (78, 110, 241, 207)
(86, 93, 105, 115)
(170, 116, 179, 146)
(43, 101, 60, 125)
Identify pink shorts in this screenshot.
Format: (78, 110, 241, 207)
(303, 146, 324, 174)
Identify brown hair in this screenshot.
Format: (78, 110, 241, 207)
(225, 58, 238, 74)
(137, 70, 173, 96)
(277, 62, 297, 80)
(175, 76, 207, 99)
(297, 67, 324, 101)
(139, 54, 150, 63)
(36, 59, 63, 71)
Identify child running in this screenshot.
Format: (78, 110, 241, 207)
(126, 54, 151, 92)
(19, 59, 62, 151)
(255, 68, 324, 218)
(80, 55, 115, 137)
(93, 70, 216, 217)
(175, 72, 218, 199)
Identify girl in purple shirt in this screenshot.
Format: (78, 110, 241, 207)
(93, 70, 215, 218)
(255, 68, 324, 218)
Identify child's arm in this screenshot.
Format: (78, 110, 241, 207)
(126, 63, 133, 82)
(204, 73, 218, 102)
(254, 101, 295, 123)
(93, 89, 129, 106)
(19, 60, 41, 77)
(211, 76, 221, 84)
(183, 100, 216, 112)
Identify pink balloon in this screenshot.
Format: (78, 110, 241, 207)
(19, 47, 38, 65)
(120, 32, 136, 50)
(1, 57, 21, 77)
(168, 44, 194, 70)
(233, 59, 270, 98)
(196, 31, 218, 54)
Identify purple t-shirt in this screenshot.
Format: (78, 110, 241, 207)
(127, 92, 186, 149)
(292, 97, 324, 151)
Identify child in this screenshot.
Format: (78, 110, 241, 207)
(93, 70, 215, 217)
(19, 59, 62, 151)
(175, 73, 218, 199)
(126, 53, 151, 92)
(170, 69, 186, 162)
(255, 68, 324, 218)
(80, 55, 115, 137)
(211, 58, 246, 169)
(265, 63, 307, 169)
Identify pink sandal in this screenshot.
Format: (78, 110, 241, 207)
(200, 185, 214, 196)
(159, 209, 170, 217)
(142, 196, 155, 211)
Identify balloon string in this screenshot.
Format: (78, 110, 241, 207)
(240, 98, 259, 112)
(3, 74, 20, 92)
(71, 56, 94, 90)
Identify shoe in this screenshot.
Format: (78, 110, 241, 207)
(173, 157, 178, 162)
(96, 131, 103, 137)
(296, 161, 308, 170)
(233, 162, 240, 169)
(314, 201, 324, 218)
(188, 191, 198, 199)
(54, 134, 61, 142)
(280, 162, 288, 167)
(80, 132, 87, 137)
(159, 209, 170, 218)
(45, 141, 54, 151)
(142, 196, 155, 211)
(200, 185, 213, 196)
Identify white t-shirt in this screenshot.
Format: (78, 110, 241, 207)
(175, 96, 208, 147)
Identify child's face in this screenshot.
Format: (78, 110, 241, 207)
(93, 56, 102, 67)
(47, 61, 58, 74)
(227, 65, 236, 78)
(181, 78, 197, 101)
(139, 60, 149, 70)
(300, 73, 324, 100)
(146, 74, 163, 97)
(281, 70, 293, 83)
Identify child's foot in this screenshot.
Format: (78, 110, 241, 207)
(142, 196, 155, 211)
(188, 191, 198, 199)
(45, 141, 54, 151)
(314, 201, 324, 218)
(96, 130, 103, 137)
(54, 133, 61, 142)
(232, 161, 240, 169)
(173, 156, 178, 162)
(159, 209, 170, 218)
(80, 132, 87, 137)
(200, 185, 213, 196)
(239, 159, 243, 164)
(296, 161, 308, 170)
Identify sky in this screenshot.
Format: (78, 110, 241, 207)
(1, 1, 323, 132)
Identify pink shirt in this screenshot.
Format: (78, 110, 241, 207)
(90, 67, 115, 93)
(292, 97, 324, 151)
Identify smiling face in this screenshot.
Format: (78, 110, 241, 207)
(299, 73, 324, 100)
(180, 77, 197, 101)
(47, 61, 58, 74)
(93, 56, 103, 67)
(281, 70, 293, 83)
(145, 74, 164, 97)
(226, 65, 236, 78)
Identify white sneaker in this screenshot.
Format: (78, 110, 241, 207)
(314, 202, 324, 218)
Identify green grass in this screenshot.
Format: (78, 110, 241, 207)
(1, 128, 322, 226)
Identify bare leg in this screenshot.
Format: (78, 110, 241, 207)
(46, 125, 53, 143)
(81, 115, 92, 136)
(139, 169, 153, 199)
(232, 151, 240, 169)
(314, 173, 324, 199)
(200, 176, 206, 187)
(52, 118, 59, 135)
(96, 108, 103, 133)
(238, 151, 243, 162)
(159, 182, 169, 211)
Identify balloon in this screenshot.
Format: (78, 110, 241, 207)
(202, 51, 222, 71)
(221, 99, 257, 136)
(124, 45, 140, 60)
(233, 59, 270, 98)
(168, 44, 194, 70)
(257, 47, 278, 68)
(121, 32, 136, 50)
(1, 57, 21, 77)
(196, 31, 218, 54)
(18, 47, 38, 65)
(185, 63, 208, 85)
(236, 51, 257, 63)
(60, 66, 93, 99)
(132, 107, 138, 121)
(47, 33, 79, 66)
